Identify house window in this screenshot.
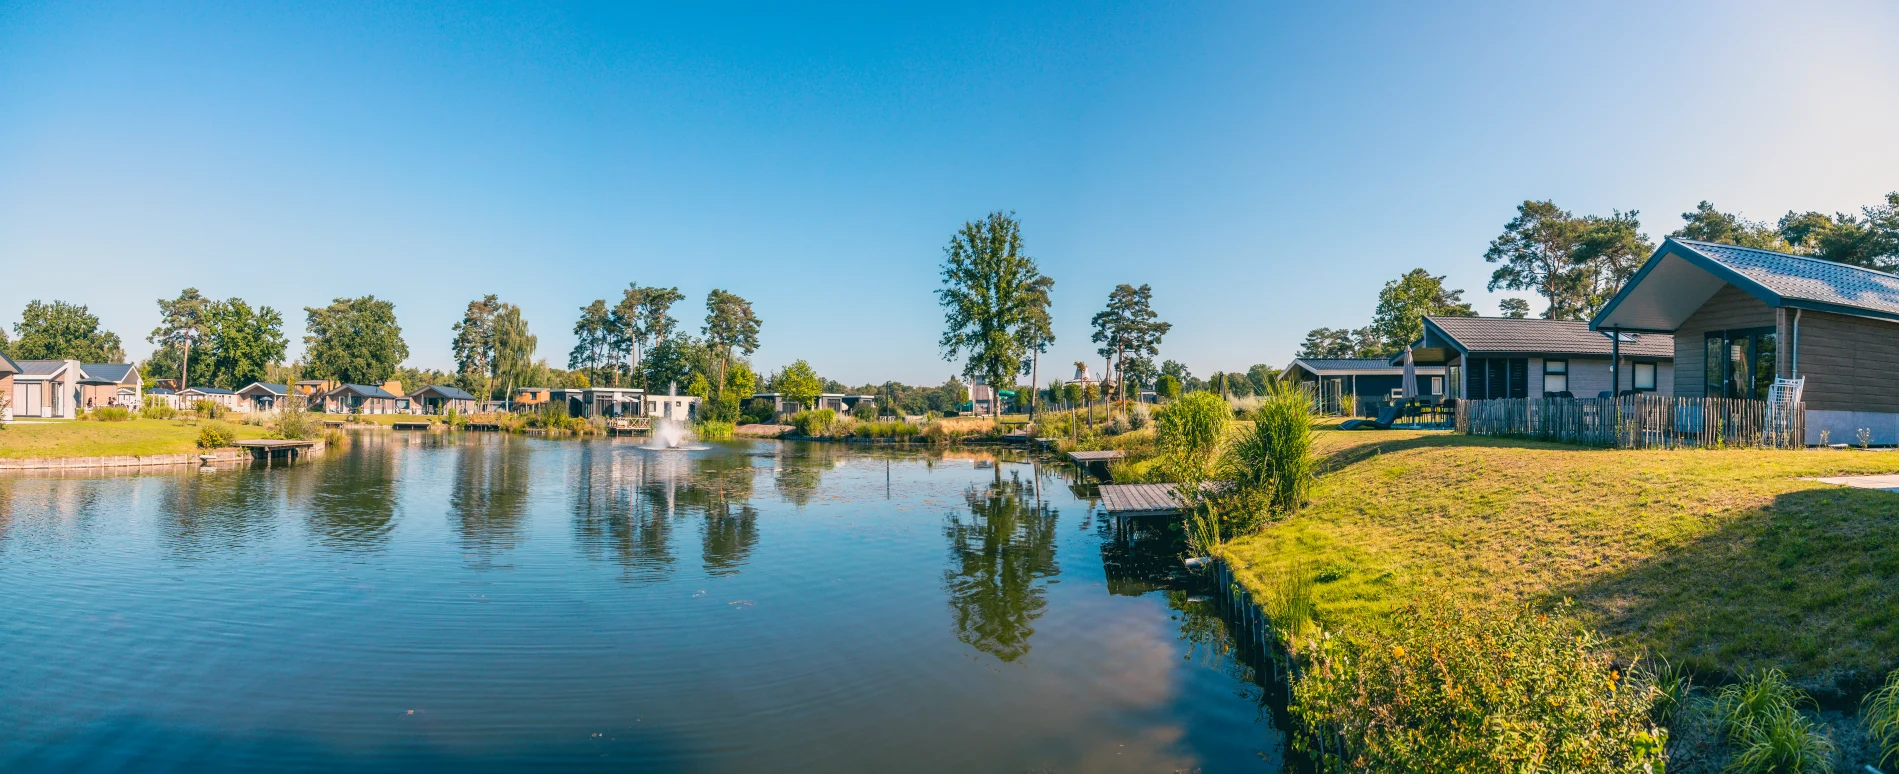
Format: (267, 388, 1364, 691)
(1703, 328, 1776, 399)
(1445, 365, 1461, 399)
(1633, 362, 1657, 391)
(1430, 376, 1443, 395)
(1543, 360, 1568, 395)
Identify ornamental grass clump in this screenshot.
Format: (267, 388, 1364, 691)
(1227, 381, 1316, 517)
(1866, 668, 1899, 769)
(791, 409, 836, 437)
(1290, 599, 1667, 773)
(1710, 669, 1834, 773)
(693, 420, 735, 440)
(1156, 392, 1232, 553)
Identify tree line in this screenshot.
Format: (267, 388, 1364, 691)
(1298, 191, 1899, 359)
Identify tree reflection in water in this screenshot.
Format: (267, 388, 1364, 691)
(447, 435, 532, 568)
(572, 445, 765, 581)
(942, 464, 1060, 662)
(304, 432, 401, 552)
(771, 442, 837, 507)
(156, 465, 282, 560)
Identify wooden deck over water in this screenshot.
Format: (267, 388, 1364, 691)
(1098, 483, 1183, 516)
(1066, 450, 1125, 464)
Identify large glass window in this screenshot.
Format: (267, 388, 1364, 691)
(1703, 328, 1776, 399)
(1543, 359, 1568, 395)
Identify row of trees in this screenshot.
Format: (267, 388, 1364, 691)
(1300, 191, 1899, 358)
(936, 211, 1174, 414)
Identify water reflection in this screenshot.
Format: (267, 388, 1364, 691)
(942, 465, 1060, 662)
(303, 432, 401, 552)
(447, 436, 532, 567)
(156, 469, 281, 559)
(771, 442, 838, 507)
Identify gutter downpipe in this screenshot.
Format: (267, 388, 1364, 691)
(1792, 309, 1802, 378)
(1610, 328, 1621, 396)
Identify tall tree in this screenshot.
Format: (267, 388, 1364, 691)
(937, 212, 1045, 416)
(702, 289, 762, 401)
(1573, 210, 1654, 316)
(569, 299, 613, 387)
(12, 300, 124, 362)
(302, 296, 407, 385)
(1089, 283, 1170, 402)
(1485, 200, 1589, 320)
(1245, 364, 1279, 393)
(197, 298, 287, 388)
(1672, 201, 1791, 251)
(451, 295, 501, 400)
(149, 288, 207, 386)
(1498, 298, 1530, 318)
(1778, 196, 1899, 270)
(1014, 274, 1056, 416)
(772, 359, 823, 415)
(1370, 269, 1476, 351)
(1297, 327, 1353, 359)
(0, 326, 10, 357)
(491, 304, 536, 401)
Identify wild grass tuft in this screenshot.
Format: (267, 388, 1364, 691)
(1710, 669, 1833, 773)
(693, 420, 735, 440)
(1864, 668, 1899, 769)
(852, 420, 918, 439)
(89, 405, 133, 422)
(1262, 559, 1316, 643)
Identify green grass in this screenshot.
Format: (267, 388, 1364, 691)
(0, 418, 273, 458)
(1223, 428, 1899, 694)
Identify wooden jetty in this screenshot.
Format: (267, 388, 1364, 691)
(233, 439, 319, 463)
(321, 420, 346, 429)
(465, 421, 503, 431)
(391, 421, 432, 430)
(1098, 483, 1185, 517)
(1066, 449, 1126, 465)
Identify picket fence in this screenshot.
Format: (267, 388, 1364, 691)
(1456, 395, 1804, 449)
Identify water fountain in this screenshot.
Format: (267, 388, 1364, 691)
(641, 380, 706, 451)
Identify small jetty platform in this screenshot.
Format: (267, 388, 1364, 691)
(608, 418, 652, 436)
(321, 420, 346, 429)
(1066, 450, 1126, 465)
(233, 439, 319, 463)
(391, 421, 432, 430)
(1098, 483, 1185, 517)
(465, 421, 503, 431)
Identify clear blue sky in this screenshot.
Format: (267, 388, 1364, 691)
(4, 1, 1897, 385)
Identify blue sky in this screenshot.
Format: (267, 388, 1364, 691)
(3, 1, 1897, 385)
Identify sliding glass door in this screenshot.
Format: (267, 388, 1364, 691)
(1703, 328, 1776, 399)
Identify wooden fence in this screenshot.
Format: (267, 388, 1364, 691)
(1456, 395, 1805, 449)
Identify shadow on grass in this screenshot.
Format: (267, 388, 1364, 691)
(1556, 486, 1899, 704)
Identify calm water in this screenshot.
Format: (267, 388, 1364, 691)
(0, 432, 1286, 772)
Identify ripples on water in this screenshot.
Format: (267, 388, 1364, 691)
(0, 432, 1288, 772)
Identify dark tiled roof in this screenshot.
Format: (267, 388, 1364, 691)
(1677, 239, 1899, 318)
(1291, 358, 1408, 372)
(334, 384, 399, 399)
(412, 384, 477, 400)
(240, 382, 289, 395)
(182, 386, 237, 395)
(1427, 316, 1673, 358)
(12, 359, 74, 376)
(81, 363, 137, 383)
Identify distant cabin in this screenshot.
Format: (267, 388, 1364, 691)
(1281, 357, 1445, 414)
(1401, 316, 1673, 400)
(408, 384, 479, 415)
(238, 382, 290, 413)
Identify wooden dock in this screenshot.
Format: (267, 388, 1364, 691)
(1098, 483, 1185, 517)
(465, 422, 503, 431)
(233, 439, 319, 463)
(391, 421, 432, 430)
(1066, 450, 1126, 464)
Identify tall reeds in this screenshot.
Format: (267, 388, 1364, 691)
(1227, 381, 1316, 517)
(1863, 668, 1899, 769)
(1710, 669, 1834, 773)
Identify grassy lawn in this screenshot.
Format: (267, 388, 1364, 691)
(1224, 428, 1899, 695)
(0, 418, 273, 458)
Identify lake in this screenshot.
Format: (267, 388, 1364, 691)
(0, 432, 1289, 772)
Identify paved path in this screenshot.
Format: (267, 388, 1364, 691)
(1809, 474, 1899, 492)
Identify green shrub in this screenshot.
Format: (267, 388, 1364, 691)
(1227, 381, 1316, 517)
(694, 420, 735, 440)
(141, 397, 178, 420)
(1711, 669, 1833, 773)
(532, 401, 581, 432)
(1866, 668, 1899, 769)
(90, 405, 133, 422)
(193, 399, 227, 419)
(741, 398, 777, 425)
(1290, 600, 1666, 772)
(791, 409, 836, 437)
(853, 420, 919, 439)
(271, 399, 318, 440)
(196, 421, 235, 450)
(851, 401, 876, 421)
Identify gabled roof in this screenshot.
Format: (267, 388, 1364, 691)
(0, 354, 17, 376)
(238, 382, 289, 396)
(181, 386, 237, 395)
(327, 383, 400, 399)
(409, 384, 477, 401)
(12, 359, 75, 377)
(1284, 357, 1441, 376)
(80, 363, 138, 383)
(1594, 238, 1899, 332)
(1418, 316, 1672, 359)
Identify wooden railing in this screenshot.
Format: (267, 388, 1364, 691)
(1456, 395, 1804, 449)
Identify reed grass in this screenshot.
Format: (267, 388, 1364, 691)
(1864, 669, 1899, 768)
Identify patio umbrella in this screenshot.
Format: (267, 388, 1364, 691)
(1401, 346, 1419, 400)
